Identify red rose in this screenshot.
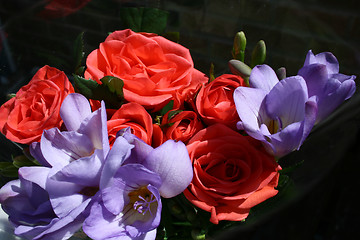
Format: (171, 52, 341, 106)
(107, 102, 164, 148)
(85, 29, 208, 112)
(161, 110, 204, 144)
(0, 65, 74, 144)
(184, 124, 281, 224)
(39, 0, 91, 18)
(196, 74, 245, 129)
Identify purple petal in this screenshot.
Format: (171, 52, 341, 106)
(18, 167, 50, 190)
(265, 76, 308, 128)
(50, 149, 104, 187)
(0, 179, 21, 202)
(16, 198, 91, 240)
(300, 96, 318, 145)
(268, 122, 305, 157)
(249, 64, 279, 92)
(60, 93, 92, 132)
(77, 100, 110, 154)
(316, 77, 356, 121)
(313, 52, 339, 74)
(40, 128, 94, 169)
(101, 164, 161, 216)
(84, 184, 161, 240)
(233, 87, 268, 133)
(298, 63, 329, 97)
(100, 136, 134, 189)
(118, 128, 154, 165)
(30, 142, 52, 167)
(143, 140, 193, 198)
(46, 168, 87, 218)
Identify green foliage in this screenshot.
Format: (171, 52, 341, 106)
(72, 32, 85, 75)
(73, 75, 124, 109)
(120, 7, 169, 35)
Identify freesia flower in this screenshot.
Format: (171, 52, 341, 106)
(83, 129, 193, 239)
(30, 93, 110, 219)
(0, 167, 89, 240)
(233, 65, 318, 157)
(298, 50, 356, 122)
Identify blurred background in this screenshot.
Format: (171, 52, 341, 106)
(1, 0, 359, 239)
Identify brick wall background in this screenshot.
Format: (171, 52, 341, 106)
(0, 1, 360, 239)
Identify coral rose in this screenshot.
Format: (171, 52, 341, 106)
(85, 29, 208, 112)
(39, 0, 91, 18)
(107, 102, 164, 148)
(161, 110, 204, 144)
(196, 74, 245, 129)
(0, 65, 74, 144)
(184, 124, 281, 224)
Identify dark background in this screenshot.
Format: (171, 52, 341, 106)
(1, 0, 360, 239)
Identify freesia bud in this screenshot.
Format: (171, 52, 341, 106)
(228, 59, 251, 85)
(276, 67, 286, 80)
(232, 31, 246, 62)
(251, 40, 266, 67)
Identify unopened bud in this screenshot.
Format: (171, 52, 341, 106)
(232, 31, 246, 62)
(251, 40, 266, 67)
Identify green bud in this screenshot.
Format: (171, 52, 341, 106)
(232, 31, 246, 62)
(276, 67, 286, 80)
(251, 40, 266, 68)
(209, 63, 215, 82)
(228, 59, 251, 86)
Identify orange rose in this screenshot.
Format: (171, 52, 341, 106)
(107, 102, 164, 148)
(0, 65, 74, 144)
(184, 124, 281, 224)
(196, 74, 245, 129)
(85, 29, 208, 112)
(161, 110, 204, 144)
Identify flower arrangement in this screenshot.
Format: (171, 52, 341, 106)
(0, 15, 357, 240)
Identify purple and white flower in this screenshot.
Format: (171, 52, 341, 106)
(0, 167, 89, 240)
(298, 50, 356, 122)
(233, 65, 318, 157)
(83, 129, 193, 240)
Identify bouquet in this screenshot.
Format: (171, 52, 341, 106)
(0, 18, 357, 240)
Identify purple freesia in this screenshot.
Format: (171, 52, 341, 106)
(0, 167, 88, 240)
(29, 93, 110, 220)
(234, 65, 318, 157)
(83, 129, 193, 239)
(298, 50, 356, 122)
(1, 93, 193, 240)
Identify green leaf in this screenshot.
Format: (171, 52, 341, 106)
(160, 100, 174, 116)
(73, 75, 124, 109)
(168, 110, 183, 121)
(12, 155, 39, 168)
(100, 76, 124, 99)
(0, 162, 18, 178)
(120, 7, 169, 34)
(73, 32, 85, 74)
